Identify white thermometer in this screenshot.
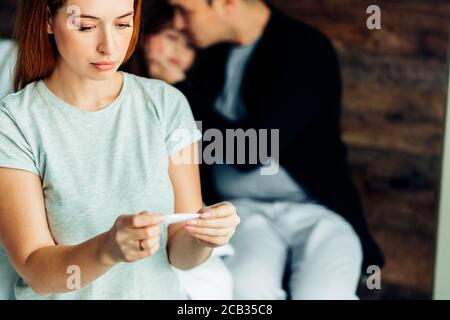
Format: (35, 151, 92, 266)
(163, 213, 202, 225)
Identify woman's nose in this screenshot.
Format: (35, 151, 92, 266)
(97, 29, 115, 55)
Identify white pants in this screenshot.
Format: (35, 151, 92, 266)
(173, 245, 234, 300)
(224, 199, 363, 300)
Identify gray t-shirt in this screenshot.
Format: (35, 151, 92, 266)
(212, 43, 309, 203)
(0, 72, 202, 299)
(0, 39, 16, 99)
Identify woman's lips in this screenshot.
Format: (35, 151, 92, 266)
(91, 61, 116, 71)
(169, 58, 181, 66)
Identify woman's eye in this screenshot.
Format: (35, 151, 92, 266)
(162, 31, 180, 42)
(117, 24, 132, 29)
(79, 26, 96, 32)
(166, 34, 178, 41)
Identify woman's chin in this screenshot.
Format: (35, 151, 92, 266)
(86, 69, 119, 81)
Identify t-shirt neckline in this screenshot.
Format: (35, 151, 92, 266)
(36, 71, 129, 118)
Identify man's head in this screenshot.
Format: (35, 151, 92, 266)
(168, 0, 262, 48)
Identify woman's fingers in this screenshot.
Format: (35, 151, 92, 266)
(118, 212, 165, 228)
(185, 202, 240, 247)
(111, 212, 164, 262)
(193, 202, 240, 226)
(186, 217, 224, 228)
(191, 233, 229, 246)
(186, 225, 235, 237)
(132, 211, 165, 228)
(138, 237, 161, 252)
(133, 242, 161, 260)
(199, 201, 236, 219)
(186, 216, 240, 229)
(128, 225, 161, 240)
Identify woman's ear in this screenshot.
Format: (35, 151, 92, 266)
(47, 23, 54, 34)
(46, 7, 54, 34)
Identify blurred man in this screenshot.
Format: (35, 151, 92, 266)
(154, 0, 385, 299)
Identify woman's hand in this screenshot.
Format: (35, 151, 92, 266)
(184, 202, 240, 248)
(102, 211, 165, 265)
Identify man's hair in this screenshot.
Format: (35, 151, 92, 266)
(206, 0, 262, 5)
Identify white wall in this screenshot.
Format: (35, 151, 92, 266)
(433, 30, 450, 299)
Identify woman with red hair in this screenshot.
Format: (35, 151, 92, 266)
(0, 0, 239, 300)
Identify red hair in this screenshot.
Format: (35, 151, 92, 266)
(13, 0, 142, 92)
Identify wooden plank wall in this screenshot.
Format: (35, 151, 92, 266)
(269, 0, 449, 294)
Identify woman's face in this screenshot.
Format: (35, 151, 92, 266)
(49, 0, 135, 80)
(145, 28, 196, 73)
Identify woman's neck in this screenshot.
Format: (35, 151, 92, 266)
(44, 63, 123, 112)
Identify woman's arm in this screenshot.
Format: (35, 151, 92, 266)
(0, 168, 163, 296)
(167, 143, 212, 270)
(167, 143, 240, 270)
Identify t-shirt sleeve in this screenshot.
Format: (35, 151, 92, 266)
(0, 105, 40, 176)
(163, 85, 202, 157)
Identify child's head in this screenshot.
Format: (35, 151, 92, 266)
(127, 0, 195, 79)
(14, 0, 142, 91)
(144, 26, 195, 75)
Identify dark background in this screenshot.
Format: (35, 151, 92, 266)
(0, 0, 15, 38)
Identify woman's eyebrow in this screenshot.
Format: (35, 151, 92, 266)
(116, 11, 134, 19)
(76, 11, 134, 20)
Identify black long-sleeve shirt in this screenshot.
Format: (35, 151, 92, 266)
(177, 6, 384, 270)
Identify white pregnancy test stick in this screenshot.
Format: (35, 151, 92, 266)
(163, 213, 201, 225)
